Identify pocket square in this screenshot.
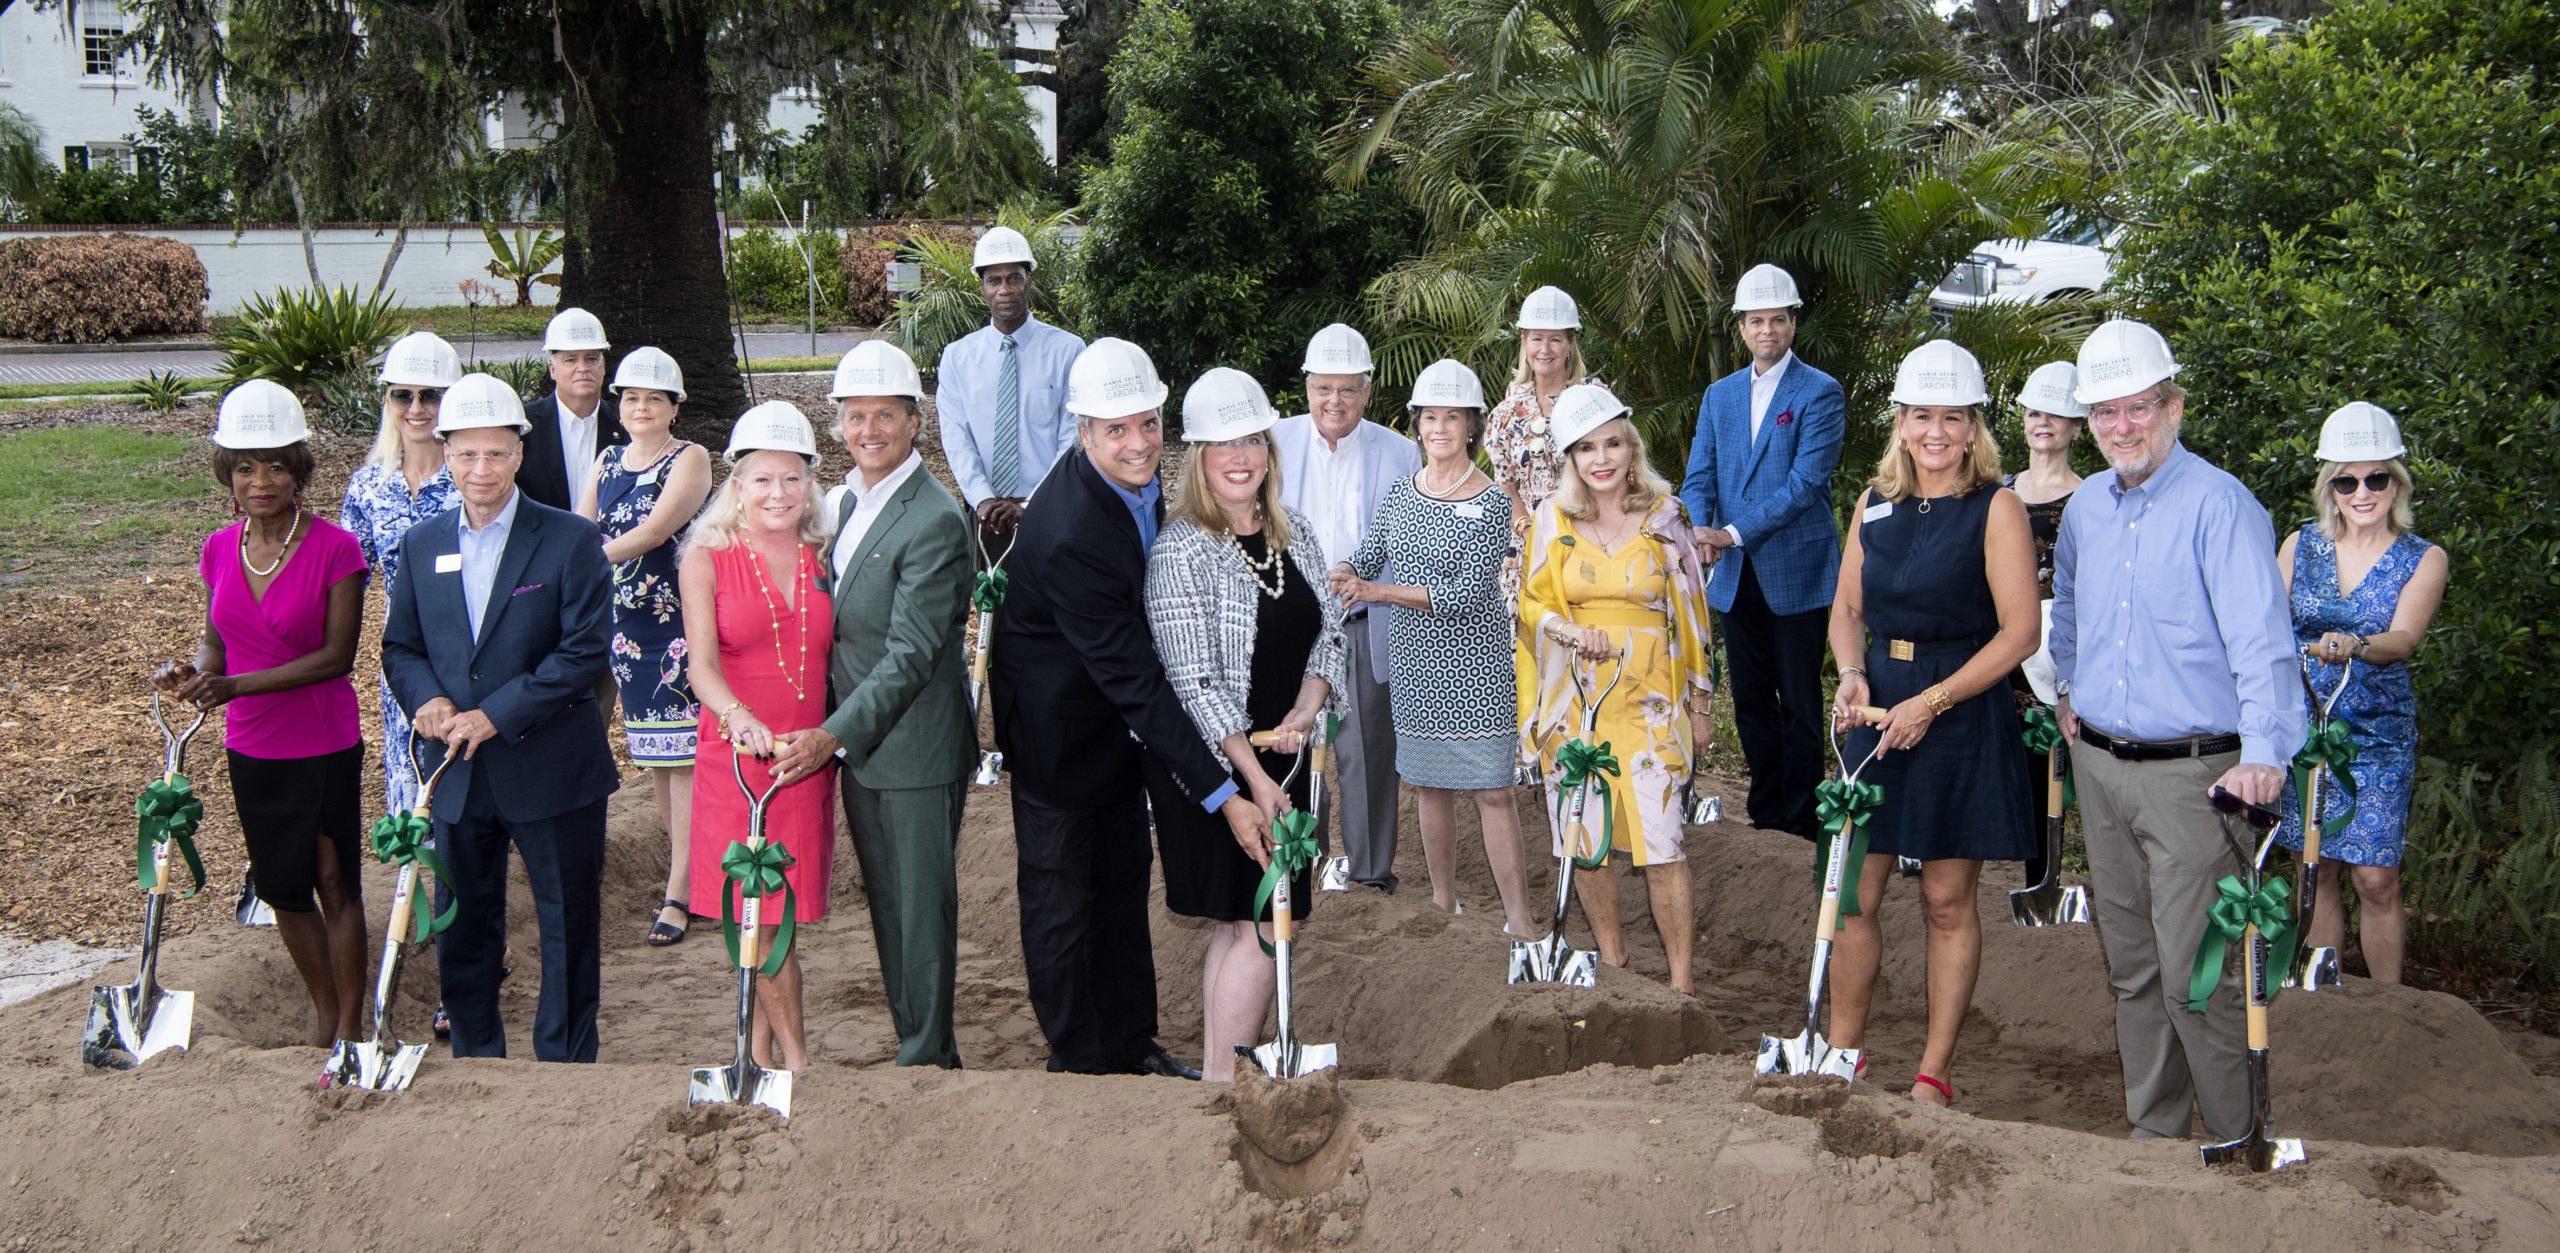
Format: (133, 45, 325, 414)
(1774, 409, 1795, 427)
(511, 583, 544, 597)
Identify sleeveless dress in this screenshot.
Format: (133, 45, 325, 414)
(2276, 526, 2431, 867)
(1843, 488, 2033, 862)
(594, 442, 700, 764)
(2002, 474, 2073, 881)
(340, 461, 459, 813)
(686, 542, 837, 922)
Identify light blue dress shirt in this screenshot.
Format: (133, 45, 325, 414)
(2051, 444, 2305, 768)
(458, 489, 522, 639)
(937, 315, 1085, 508)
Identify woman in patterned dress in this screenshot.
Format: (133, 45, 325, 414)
(1484, 286, 1587, 543)
(2276, 403, 2448, 985)
(1332, 359, 1536, 938)
(577, 347, 713, 946)
(1517, 384, 1716, 995)
(339, 332, 462, 814)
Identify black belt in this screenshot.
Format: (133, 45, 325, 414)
(2076, 724, 2241, 761)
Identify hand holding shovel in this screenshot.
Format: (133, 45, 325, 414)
(2011, 705, 2091, 927)
(1240, 729, 1336, 1078)
(84, 689, 207, 1070)
(2198, 787, 2308, 1172)
(2285, 656, 2355, 991)
(689, 751, 797, 1118)
(326, 730, 459, 1092)
(1508, 646, 1627, 988)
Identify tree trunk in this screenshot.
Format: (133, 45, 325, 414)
(553, 13, 745, 438)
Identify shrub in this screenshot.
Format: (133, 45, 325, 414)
(0, 234, 208, 343)
(2400, 743, 2560, 1004)
(217, 286, 399, 393)
(843, 221, 975, 328)
(723, 225, 844, 322)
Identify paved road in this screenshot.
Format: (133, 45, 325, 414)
(0, 330, 872, 388)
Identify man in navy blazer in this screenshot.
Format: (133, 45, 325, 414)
(515, 306, 627, 512)
(381, 373, 619, 1062)
(1679, 263, 1846, 839)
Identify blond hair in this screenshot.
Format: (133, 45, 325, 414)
(682, 451, 833, 560)
(1868, 405, 2004, 503)
(365, 389, 418, 470)
(1553, 417, 1676, 521)
(1171, 432, 1293, 550)
(2315, 458, 2415, 540)
(1510, 329, 1587, 393)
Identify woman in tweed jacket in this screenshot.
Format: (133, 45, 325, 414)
(1143, 368, 1344, 1083)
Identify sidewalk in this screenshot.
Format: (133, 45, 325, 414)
(0, 330, 871, 388)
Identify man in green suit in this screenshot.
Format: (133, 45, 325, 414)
(773, 340, 977, 1068)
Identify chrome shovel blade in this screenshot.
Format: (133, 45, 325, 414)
(1506, 935, 1598, 988)
(83, 985, 193, 1070)
(2009, 881, 2093, 928)
(1755, 1029, 1824, 1078)
(2202, 1130, 2307, 1172)
(1242, 1040, 1339, 1080)
(1683, 791, 1722, 825)
(971, 750, 1005, 788)
(329, 1039, 428, 1092)
(1514, 759, 1541, 787)
(235, 875, 275, 927)
(1317, 855, 1351, 893)
(1896, 855, 1925, 878)
(1817, 1044, 1863, 1082)
(689, 1063, 793, 1119)
(2287, 945, 2344, 992)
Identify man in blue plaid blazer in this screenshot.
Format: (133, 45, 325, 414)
(1679, 263, 1846, 839)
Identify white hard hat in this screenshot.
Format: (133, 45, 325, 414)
(435, 373, 533, 436)
(2074, 319, 2179, 405)
(1301, 323, 1375, 376)
(972, 226, 1037, 274)
(726, 401, 821, 465)
(1549, 382, 1633, 452)
(2017, 361, 2087, 419)
(1890, 339, 1989, 408)
(1516, 286, 1581, 331)
(1732, 263, 1802, 313)
(2023, 600, 2059, 706)
(2317, 401, 2405, 462)
(378, 331, 462, 388)
(1065, 337, 1170, 420)
(609, 346, 686, 402)
(827, 340, 926, 402)
(1180, 367, 1280, 442)
(212, 379, 311, 449)
(542, 306, 610, 353)
(1408, 358, 1488, 411)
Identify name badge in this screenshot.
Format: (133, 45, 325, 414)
(1453, 501, 1484, 520)
(1862, 501, 1894, 524)
(434, 553, 463, 574)
(638, 465, 661, 488)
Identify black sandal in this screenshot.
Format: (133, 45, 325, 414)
(647, 898, 689, 947)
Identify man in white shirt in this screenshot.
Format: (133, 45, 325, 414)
(935, 227, 1084, 550)
(1273, 323, 1420, 891)
(520, 307, 627, 512)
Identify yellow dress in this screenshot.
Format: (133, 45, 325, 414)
(1516, 498, 1715, 866)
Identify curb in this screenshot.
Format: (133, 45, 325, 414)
(0, 340, 219, 357)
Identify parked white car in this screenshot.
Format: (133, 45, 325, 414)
(1929, 222, 2121, 312)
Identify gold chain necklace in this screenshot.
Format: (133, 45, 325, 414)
(746, 542, 811, 701)
(1225, 530, 1288, 601)
(239, 509, 303, 578)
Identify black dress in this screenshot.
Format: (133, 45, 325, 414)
(2008, 481, 2071, 882)
(1159, 530, 1322, 921)
(1843, 487, 2033, 862)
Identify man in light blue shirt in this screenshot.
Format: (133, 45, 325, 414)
(935, 226, 1084, 544)
(2051, 320, 2304, 1143)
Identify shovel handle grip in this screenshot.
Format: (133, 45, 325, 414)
(970, 639, 990, 684)
(1851, 705, 1888, 725)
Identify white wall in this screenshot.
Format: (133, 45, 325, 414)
(0, 2, 197, 169)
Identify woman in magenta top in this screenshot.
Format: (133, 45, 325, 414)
(152, 381, 372, 1050)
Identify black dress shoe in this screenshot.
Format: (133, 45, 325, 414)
(1130, 1047, 1201, 1080)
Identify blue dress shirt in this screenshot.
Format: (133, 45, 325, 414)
(936, 316, 1085, 508)
(457, 488, 522, 639)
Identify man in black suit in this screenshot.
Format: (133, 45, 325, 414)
(515, 306, 626, 511)
(992, 337, 1268, 1079)
(381, 372, 619, 1062)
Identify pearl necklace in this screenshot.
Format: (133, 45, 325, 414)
(1418, 463, 1474, 499)
(239, 509, 302, 578)
(1225, 530, 1288, 601)
(746, 542, 811, 701)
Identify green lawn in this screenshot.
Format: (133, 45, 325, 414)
(0, 428, 213, 574)
(0, 379, 220, 402)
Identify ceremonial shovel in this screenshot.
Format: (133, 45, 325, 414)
(325, 736, 456, 1092)
(690, 752, 794, 1118)
(235, 871, 275, 927)
(1509, 648, 1626, 989)
(2202, 791, 2307, 1173)
(2012, 599, 2089, 926)
(1241, 729, 1336, 1078)
(2285, 657, 2354, 991)
(1756, 706, 1889, 1081)
(84, 691, 203, 1069)
(966, 531, 1009, 788)
(1299, 715, 1349, 893)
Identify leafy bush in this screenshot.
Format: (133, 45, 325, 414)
(2401, 743, 2560, 1002)
(481, 225, 564, 306)
(136, 369, 190, 416)
(217, 286, 399, 393)
(842, 222, 976, 327)
(0, 234, 209, 343)
(466, 357, 551, 400)
(890, 208, 1079, 366)
(723, 226, 844, 322)
(2111, 0, 2560, 766)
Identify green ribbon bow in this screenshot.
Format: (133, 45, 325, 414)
(719, 840, 799, 977)
(1815, 777, 1883, 919)
(367, 811, 460, 942)
(2188, 874, 2298, 1013)
(972, 568, 1009, 614)
(134, 776, 206, 898)
(1251, 809, 1322, 956)
(1554, 737, 1621, 869)
(2291, 719, 2360, 839)
(2019, 705, 2077, 810)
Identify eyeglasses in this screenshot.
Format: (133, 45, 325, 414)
(2208, 787, 2280, 831)
(2084, 397, 2166, 426)
(2329, 471, 2393, 496)
(388, 388, 444, 407)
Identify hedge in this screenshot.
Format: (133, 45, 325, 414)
(0, 234, 209, 343)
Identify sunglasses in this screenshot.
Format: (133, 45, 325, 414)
(2208, 787, 2281, 831)
(388, 388, 444, 407)
(2329, 471, 2393, 495)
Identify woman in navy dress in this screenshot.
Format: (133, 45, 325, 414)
(1826, 341, 2040, 1106)
(2275, 403, 2448, 985)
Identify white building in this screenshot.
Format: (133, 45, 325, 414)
(0, 1, 203, 173)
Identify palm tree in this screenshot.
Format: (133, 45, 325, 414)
(0, 102, 44, 221)
(1330, 0, 2099, 489)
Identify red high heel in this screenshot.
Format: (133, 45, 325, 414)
(1912, 1072, 1957, 1105)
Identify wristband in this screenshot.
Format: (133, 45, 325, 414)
(1922, 684, 1953, 717)
(1839, 667, 1867, 680)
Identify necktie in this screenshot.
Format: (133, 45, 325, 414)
(992, 334, 1021, 498)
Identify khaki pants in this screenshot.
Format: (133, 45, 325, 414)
(2076, 746, 2254, 1141)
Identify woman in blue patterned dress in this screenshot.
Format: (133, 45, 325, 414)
(339, 332, 463, 814)
(577, 347, 714, 946)
(2275, 402, 2448, 985)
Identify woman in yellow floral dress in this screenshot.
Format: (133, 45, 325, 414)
(1517, 383, 1716, 994)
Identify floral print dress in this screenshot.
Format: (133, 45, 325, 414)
(340, 460, 460, 813)
(595, 442, 700, 764)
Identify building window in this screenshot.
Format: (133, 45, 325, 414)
(82, 2, 130, 79)
(86, 143, 135, 174)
